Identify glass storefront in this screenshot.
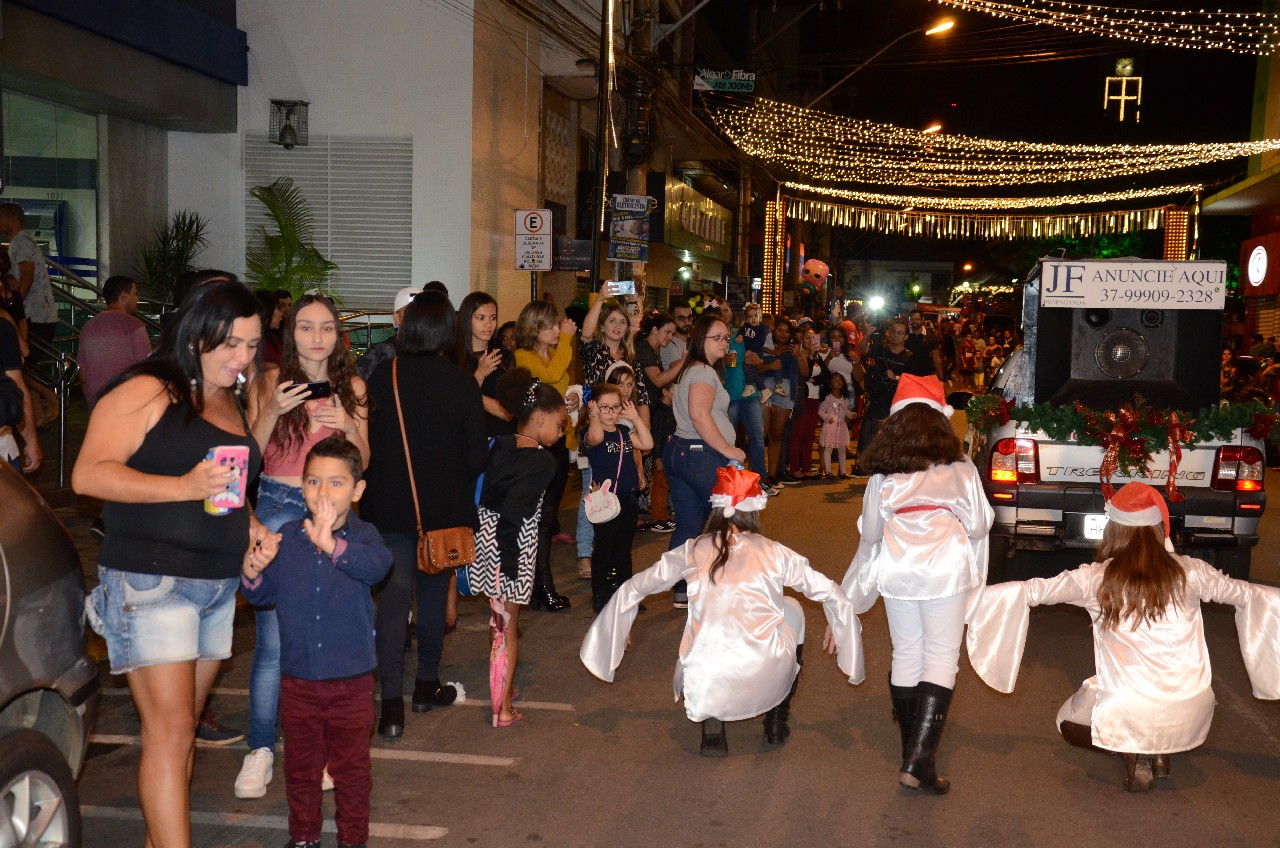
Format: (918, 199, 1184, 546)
(2, 91, 98, 275)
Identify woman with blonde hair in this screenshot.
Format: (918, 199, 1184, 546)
(513, 299, 580, 611)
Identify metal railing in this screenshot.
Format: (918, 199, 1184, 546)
(22, 331, 79, 487)
(46, 257, 165, 335)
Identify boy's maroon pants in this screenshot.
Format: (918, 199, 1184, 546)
(280, 672, 376, 845)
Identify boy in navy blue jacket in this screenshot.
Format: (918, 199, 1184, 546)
(241, 435, 392, 848)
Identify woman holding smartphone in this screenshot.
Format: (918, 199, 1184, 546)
(238, 292, 369, 799)
(73, 281, 278, 848)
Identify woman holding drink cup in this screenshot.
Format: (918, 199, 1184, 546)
(74, 281, 279, 848)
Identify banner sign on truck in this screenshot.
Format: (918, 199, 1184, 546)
(1039, 259, 1226, 310)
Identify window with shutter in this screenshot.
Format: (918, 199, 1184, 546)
(244, 134, 413, 310)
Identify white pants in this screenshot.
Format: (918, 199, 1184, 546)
(883, 593, 967, 689)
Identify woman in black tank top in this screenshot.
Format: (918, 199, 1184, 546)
(73, 282, 276, 848)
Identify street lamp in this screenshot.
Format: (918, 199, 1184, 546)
(805, 19, 954, 109)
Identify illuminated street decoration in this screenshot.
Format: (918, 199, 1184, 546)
(763, 199, 786, 314)
(711, 98, 1280, 187)
(1105, 57, 1142, 123)
(783, 181, 1200, 211)
(788, 196, 1170, 241)
(931, 0, 1280, 55)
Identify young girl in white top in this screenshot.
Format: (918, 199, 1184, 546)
(581, 466, 863, 756)
(841, 373, 993, 794)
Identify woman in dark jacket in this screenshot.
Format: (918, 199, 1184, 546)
(362, 289, 489, 739)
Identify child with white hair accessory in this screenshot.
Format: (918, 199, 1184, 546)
(580, 465, 864, 756)
(966, 479, 1280, 792)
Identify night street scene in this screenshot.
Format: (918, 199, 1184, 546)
(2, 1, 1280, 846)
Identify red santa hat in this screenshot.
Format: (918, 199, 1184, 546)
(1105, 481, 1175, 552)
(708, 465, 769, 517)
(889, 373, 954, 417)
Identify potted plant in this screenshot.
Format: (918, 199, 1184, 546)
(140, 210, 209, 307)
(245, 177, 338, 298)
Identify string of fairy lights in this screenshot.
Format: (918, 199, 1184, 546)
(931, 0, 1280, 55)
(711, 98, 1280, 187)
(782, 181, 1203, 211)
(788, 197, 1170, 241)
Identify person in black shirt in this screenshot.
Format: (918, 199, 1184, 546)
(856, 318, 918, 472)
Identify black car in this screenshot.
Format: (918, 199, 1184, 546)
(0, 464, 99, 846)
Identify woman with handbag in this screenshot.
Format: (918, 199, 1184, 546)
(362, 289, 489, 739)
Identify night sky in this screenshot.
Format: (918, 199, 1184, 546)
(702, 0, 1263, 194)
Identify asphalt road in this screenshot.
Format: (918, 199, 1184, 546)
(56, 463, 1280, 848)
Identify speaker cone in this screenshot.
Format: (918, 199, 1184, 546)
(1095, 327, 1149, 379)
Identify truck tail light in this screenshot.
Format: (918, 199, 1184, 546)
(1211, 446, 1265, 492)
(990, 438, 1039, 484)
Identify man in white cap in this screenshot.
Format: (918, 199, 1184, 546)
(356, 286, 421, 380)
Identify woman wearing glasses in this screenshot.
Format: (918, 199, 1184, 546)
(664, 314, 746, 608)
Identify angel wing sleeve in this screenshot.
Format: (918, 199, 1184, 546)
(579, 543, 690, 683)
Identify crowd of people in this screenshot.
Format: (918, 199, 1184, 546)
(13, 262, 1276, 848)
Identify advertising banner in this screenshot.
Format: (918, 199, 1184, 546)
(609, 194, 653, 263)
(1039, 259, 1226, 310)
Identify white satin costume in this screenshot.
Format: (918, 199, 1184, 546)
(841, 459, 994, 610)
(580, 533, 864, 722)
(966, 557, 1280, 754)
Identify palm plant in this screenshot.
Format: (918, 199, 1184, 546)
(140, 210, 209, 306)
(245, 177, 338, 298)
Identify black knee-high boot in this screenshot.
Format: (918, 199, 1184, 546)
(763, 644, 803, 745)
(900, 681, 952, 794)
(889, 680, 920, 765)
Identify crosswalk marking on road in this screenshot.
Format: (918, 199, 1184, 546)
(80, 805, 447, 840)
(100, 687, 576, 711)
(90, 735, 518, 767)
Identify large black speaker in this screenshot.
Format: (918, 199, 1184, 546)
(1033, 307, 1221, 411)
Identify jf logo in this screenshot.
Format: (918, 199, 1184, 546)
(1248, 245, 1268, 288)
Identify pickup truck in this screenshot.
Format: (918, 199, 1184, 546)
(966, 257, 1267, 581)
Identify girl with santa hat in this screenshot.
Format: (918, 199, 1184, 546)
(579, 465, 864, 756)
(841, 373, 994, 794)
(966, 479, 1280, 792)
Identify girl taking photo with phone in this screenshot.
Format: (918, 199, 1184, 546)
(239, 292, 370, 799)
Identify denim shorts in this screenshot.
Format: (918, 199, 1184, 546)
(86, 565, 239, 675)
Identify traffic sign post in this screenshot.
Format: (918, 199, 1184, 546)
(516, 208, 553, 302)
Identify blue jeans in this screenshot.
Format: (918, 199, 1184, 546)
(664, 436, 730, 552)
(576, 465, 594, 558)
(87, 567, 238, 676)
(727, 398, 767, 478)
(247, 477, 308, 751)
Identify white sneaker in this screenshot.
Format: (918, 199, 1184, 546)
(321, 766, 334, 791)
(234, 748, 274, 799)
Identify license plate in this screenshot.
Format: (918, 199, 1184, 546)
(1083, 513, 1109, 540)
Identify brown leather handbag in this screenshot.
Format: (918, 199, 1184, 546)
(393, 358, 476, 574)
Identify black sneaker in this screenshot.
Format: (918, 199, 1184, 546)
(284, 841, 322, 848)
(652, 520, 677, 532)
(195, 710, 244, 746)
(90, 516, 106, 539)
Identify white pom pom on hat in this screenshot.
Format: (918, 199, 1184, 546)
(1105, 480, 1175, 553)
(889, 373, 954, 417)
(708, 466, 769, 517)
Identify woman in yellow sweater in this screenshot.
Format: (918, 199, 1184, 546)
(514, 300, 580, 611)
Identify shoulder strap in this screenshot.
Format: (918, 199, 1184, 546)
(393, 358, 424, 535)
(615, 428, 626, 479)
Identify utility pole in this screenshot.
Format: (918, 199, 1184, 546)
(588, 0, 613, 294)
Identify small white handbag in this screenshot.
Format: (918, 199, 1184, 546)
(584, 430, 626, 524)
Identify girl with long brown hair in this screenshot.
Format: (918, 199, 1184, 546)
(580, 466, 862, 756)
(841, 373, 993, 795)
(240, 292, 369, 797)
(966, 480, 1280, 792)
